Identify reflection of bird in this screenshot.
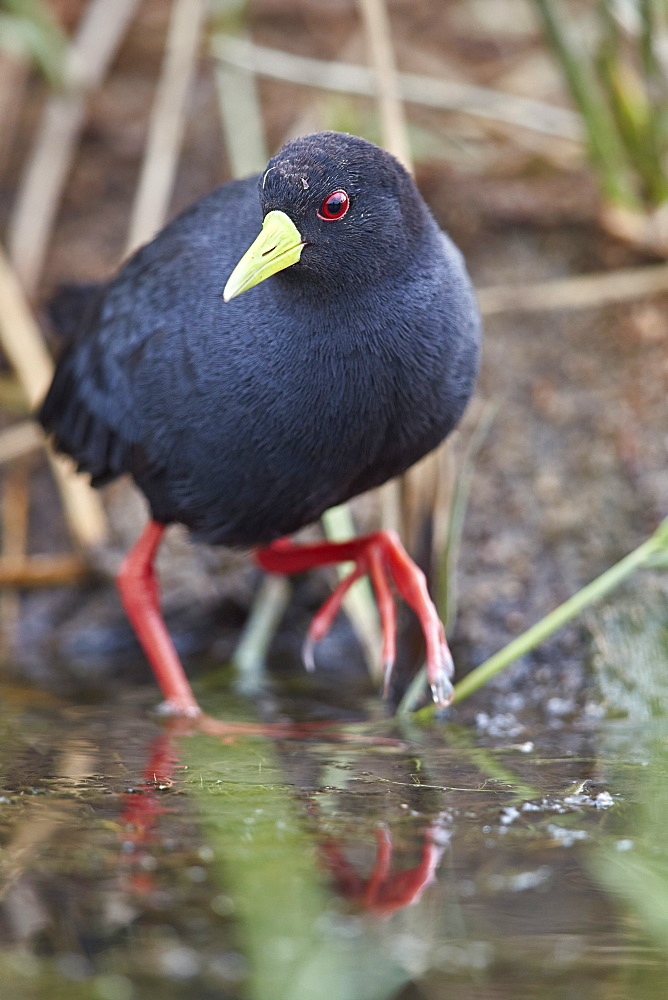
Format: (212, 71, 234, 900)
(40, 131, 480, 717)
(321, 821, 449, 918)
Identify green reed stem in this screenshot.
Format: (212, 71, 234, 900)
(407, 517, 668, 719)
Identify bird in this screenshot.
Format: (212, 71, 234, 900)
(39, 131, 481, 718)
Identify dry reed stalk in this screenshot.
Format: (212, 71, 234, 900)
(0, 245, 106, 548)
(213, 36, 582, 141)
(358, 0, 448, 561)
(7, 0, 140, 296)
(210, 28, 268, 179)
(0, 554, 89, 587)
(359, 0, 411, 543)
(0, 422, 44, 465)
(218, 25, 386, 681)
(125, 0, 207, 256)
(0, 741, 99, 898)
(0, 376, 29, 414)
(358, 0, 412, 170)
(210, 6, 292, 687)
(478, 263, 668, 315)
(280, 32, 366, 144)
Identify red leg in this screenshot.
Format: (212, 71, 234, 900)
(302, 562, 365, 672)
(255, 531, 454, 705)
(366, 545, 397, 695)
(117, 521, 201, 717)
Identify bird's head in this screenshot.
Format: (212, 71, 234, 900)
(223, 131, 432, 302)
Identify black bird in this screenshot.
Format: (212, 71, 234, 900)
(39, 131, 480, 717)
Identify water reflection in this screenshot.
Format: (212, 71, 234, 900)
(318, 817, 450, 918)
(1, 691, 668, 998)
(121, 726, 451, 921)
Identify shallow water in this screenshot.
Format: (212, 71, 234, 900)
(1, 677, 668, 1000)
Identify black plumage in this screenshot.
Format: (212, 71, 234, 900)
(40, 132, 480, 547)
(39, 131, 481, 715)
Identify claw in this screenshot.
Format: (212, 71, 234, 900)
(441, 640, 455, 680)
(299, 562, 365, 676)
(430, 674, 454, 708)
(426, 639, 455, 706)
(382, 658, 394, 699)
(302, 634, 316, 673)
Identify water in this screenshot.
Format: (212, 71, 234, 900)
(1, 680, 668, 1000)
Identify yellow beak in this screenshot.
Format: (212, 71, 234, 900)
(223, 210, 304, 302)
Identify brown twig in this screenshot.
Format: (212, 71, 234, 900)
(0, 554, 90, 587)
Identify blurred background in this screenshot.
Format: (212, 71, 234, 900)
(1, 5, 668, 1000)
(0, 0, 667, 708)
(0, 0, 668, 712)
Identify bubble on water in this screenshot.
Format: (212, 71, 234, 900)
(157, 945, 200, 980)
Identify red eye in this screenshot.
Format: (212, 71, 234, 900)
(317, 189, 350, 221)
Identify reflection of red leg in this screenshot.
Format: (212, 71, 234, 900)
(371, 838, 441, 916)
(320, 822, 444, 918)
(256, 531, 454, 705)
(119, 730, 180, 895)
(117, 521, 201, 717)
(363, 825, 393, 908)
(320, 841, 365, 898)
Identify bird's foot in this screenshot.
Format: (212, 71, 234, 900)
(256, 531, 454, 706)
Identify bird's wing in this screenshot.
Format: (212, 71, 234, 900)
(39, 178, 260, 487)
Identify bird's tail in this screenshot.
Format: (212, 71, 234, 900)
(40, 282, 129, 486)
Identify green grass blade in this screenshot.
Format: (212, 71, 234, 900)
(413, 517, 668, 719)
(532, 0, 639, 207)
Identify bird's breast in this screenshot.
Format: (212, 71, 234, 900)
(134, 265, 477, 546)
